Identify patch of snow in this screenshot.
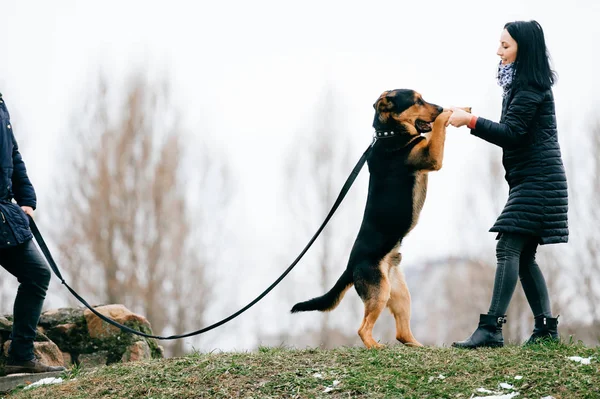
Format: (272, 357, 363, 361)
(23, 377, 64, 390)
(323, 380, 341, 393)
(474, 392, 519, 399)
(567, 356, 593, 365)
(514, 376, 523, 380)
(499, 382, 514, 389)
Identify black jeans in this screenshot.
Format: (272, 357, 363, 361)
(0, 239, 51, 361)
(488, 233, 552, 318)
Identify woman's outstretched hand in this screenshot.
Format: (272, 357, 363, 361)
(448, 107, 473, 128)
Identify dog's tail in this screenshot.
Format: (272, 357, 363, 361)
(291, 268, 354, 313)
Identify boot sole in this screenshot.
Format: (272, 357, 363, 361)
(4, 365, 66, 374)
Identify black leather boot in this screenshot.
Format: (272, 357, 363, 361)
(524, 315, 559, 345)
(452, 314, 506, 349)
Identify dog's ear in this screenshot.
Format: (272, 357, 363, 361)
(373, 98, 394, 126)
(374, 91, 392, 111)
(374, 97, 394, 113)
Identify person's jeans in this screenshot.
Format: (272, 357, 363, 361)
(0, 239, 51, 361)
(488, 233, 552, 318)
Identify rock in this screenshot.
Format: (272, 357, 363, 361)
(84, 304, 151, 339)
(79, 351, 108, 368)
(61, 351, 73, 367)
(0, 317, 12, 345)
(54, 323, 77, 334)
(34, 342, 65, 366)
(45, 322, 90, 354)
(122, 341, 151, 362)
(2, 305, 162, 370)
(2, 341, 64, 367)
(156, 345, 165, 358)
(38, 307, 85, 328)
(34, 328, 50, 342)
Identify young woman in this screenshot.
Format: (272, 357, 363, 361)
(448, 20, 568, 348)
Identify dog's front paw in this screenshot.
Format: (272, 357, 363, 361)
(434, 109, 453, 127)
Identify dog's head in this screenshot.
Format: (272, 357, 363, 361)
(372, 89, 443, 136)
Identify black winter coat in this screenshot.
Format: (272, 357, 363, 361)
(0, 92, 36, 247)
(471, 86, 569, 244)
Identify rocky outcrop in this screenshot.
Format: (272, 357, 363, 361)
(0, 305, 163, 375)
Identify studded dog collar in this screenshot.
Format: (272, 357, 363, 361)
(374, 130, 401, 139)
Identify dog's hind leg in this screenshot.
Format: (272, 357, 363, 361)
(357, 286, 390, 349)
(354, 261, 391, 349)
(388, 261, 422, 347)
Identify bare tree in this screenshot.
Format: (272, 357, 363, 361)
(50, 71, 232, 356)
(562, 117, 600, 325)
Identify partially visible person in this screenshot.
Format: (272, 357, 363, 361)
(447, 20, 568, 349)
(0, 91, 65, 373)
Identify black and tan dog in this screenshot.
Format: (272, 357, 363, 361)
(292, 89, 467, 349)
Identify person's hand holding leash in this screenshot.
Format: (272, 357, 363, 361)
(21, 206, 34, 218)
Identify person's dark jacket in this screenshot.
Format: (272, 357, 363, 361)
(0, 92, 36, 247)
(470, 85, 569, 244)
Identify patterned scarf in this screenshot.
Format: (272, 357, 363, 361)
(497, 61, 515, 97)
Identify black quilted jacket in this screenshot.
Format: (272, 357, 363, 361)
(471, 86, 569, 244)
(0, 92, 36, 248)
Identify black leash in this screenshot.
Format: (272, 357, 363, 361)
(30, 140, 375, 340)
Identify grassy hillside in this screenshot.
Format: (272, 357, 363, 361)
(5, 342, 599, 398)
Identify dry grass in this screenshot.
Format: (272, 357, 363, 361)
(5, 341, 599, 399)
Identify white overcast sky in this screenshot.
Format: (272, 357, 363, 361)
(1, 0, 599, 350)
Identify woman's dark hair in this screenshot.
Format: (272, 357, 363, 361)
(504, 20, 557, 90)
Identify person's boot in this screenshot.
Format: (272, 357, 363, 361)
(5, 357, 66, 374)
(524, 315, 559, 345)
(452, 314, 506, 349)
